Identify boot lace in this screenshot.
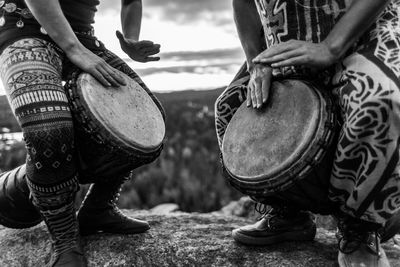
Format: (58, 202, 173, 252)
(42, 203, 80, 256)
(254, 202, 269, 218)
(108, 186, 131, 222)
(337, 218, 381, 257)
(254, 202, 294, 229)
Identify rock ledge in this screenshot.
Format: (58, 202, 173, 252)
(0, 211, 399, 266)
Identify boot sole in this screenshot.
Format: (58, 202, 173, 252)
(232, 224, 316, 246)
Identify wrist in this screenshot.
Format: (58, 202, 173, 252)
(124, 36, 138, 42)
(322, 38, 345, 62)
(122, 31, 139, 42)
(247, 61, 255, 73)
(63, 41, 85, 57)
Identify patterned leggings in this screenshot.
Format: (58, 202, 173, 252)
(0, 37, 164, 187)
(215, 43, 400, 225)
(0, 38, 164, 252)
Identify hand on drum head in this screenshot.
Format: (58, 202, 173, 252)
(116, 31, 161, 63)
(252, 40, 338, 70)
(66, 45, 127, 88)
(247, 64, 272, 108)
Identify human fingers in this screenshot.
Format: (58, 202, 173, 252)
(270, 55, 309, 68)
(142, 50, 161, 57)
(253, 40, 299, 62)
(90, 68, 112, 87)
(141, 56, 161, 62)
(140, 48, 161, 58)
(115, 30, 125, 43)
(97, 67, 120, 87)
(98, 65, 126, 87)
(261, 74, 271, 104)
(255, 83, 263, 108)
(108, 67, 127, 86)
(250, 83, 257, 109)
(246, 86, 252, 107)
(141, 45, 161, 55)
(136, 40, 155, 48)
(254, 75, 263, 108)
(253, 48, 303, 64)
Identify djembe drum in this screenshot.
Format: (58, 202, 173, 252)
(0, 70, 165, 229)
(67, 70, 165, 183)
(222, 79, 338, 214)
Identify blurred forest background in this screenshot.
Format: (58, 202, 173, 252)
(0, 89, 242, 213)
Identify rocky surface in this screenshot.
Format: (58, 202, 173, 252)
(150, 203, 180, 214)
(0, 210, 399, 267)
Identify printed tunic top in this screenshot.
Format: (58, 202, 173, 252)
(253, 0, 400, 79)
(0, 0, 100, 53)
(254, 0, 352, 47)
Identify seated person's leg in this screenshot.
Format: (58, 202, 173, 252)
(215, 65, 316, 245)
(330, 50, 400, 266)
(0, 38, 84, 266)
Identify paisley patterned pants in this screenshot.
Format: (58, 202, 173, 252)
(215, 34, 400, 225)
(0, 38, 164, 239)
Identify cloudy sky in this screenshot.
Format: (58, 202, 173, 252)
(0, 0, 244, 94)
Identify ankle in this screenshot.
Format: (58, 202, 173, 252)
(338, 213, 382, 233)
(270, 204, 308, 219)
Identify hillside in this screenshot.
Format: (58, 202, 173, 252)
(155, 88, 224, 104)
(0, 88, 225, 132)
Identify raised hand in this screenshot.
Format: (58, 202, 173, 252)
(247, 64, 272, 109)
(252, 40, 338, 70)
(66, 45, 126, 88)
(116, 30, 161, 63)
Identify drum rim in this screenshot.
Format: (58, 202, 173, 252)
(72, 71, 164, 154)
(222, 79, 336, 191)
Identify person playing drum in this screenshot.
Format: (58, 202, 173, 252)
(0, 0, 164, 266)
(215, 0, 400, 266)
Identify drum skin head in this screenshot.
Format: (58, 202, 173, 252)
(222, 80, 320, 182)
(77, 71, 165, 152)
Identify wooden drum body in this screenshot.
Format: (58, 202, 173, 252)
(222, 79, 338, 214)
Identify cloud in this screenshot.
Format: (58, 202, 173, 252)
(99, 0, 231, 14)
(146, 0, 232, 25)
(139, 70, 240, 92)
(135, 63, 240, 76)
(98, 0, 233, 27)
(160, 47, 243, 62)
(125, 47, 245, 92)
(127, 47, 244, 76)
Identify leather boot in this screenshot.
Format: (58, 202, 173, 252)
(0, 165, 42, 228)
(77, 176, 149, 236)
(27, 176, 86, 267)
(380, 210, 400, 243)
(232, 204, 316, 245)
(337, 215, 390, 267)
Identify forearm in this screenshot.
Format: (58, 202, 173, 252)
(25, 0, 84, 55)
(324, 0, 390, 58)
(233, 0, 265, 71)
(121, 0, 142, 41)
